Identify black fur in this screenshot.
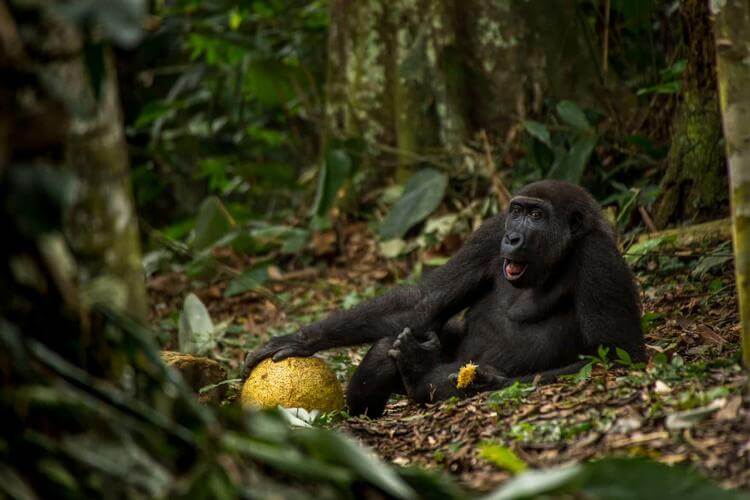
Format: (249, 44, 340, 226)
(244, 180, 645, 418)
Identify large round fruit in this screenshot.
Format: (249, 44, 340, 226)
(241, 357, 345, 412)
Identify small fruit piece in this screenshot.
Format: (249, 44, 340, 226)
(241, 357, 345, 412)
(456, 362, 478, 389)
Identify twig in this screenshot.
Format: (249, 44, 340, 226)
(602, 0, 611, 75)
(638, 205, 658, 234)
(479, 130, 512, 208)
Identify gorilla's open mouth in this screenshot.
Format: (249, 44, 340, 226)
(503, 259, 528, 281)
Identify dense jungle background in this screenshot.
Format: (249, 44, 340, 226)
(3, 0, 750, 498)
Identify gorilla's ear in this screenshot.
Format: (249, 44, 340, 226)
(570, 211, 584, 235)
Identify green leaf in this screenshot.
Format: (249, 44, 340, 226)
(245, 60, 296, 106)
(547, 134, 598, 184)
(483, 464, 583, 500)
(484, 457, 745, 500)
(615, 347, 632, 366)
(178, 293, 216, 355)
(580, 458, 746, 500)
(312, 149, 353, 217)
(192, 196, 235, 251)
(293, 429, 416, 499)
(379, 169, 448, 240)
(556, 100, 590, 131)
(624, 235, 676, 265)
(523, 120, 552, 147)
(222, 432, 352, 485)
(692, 242, 733, 277)
(224, 266, 269, 297)
(478, 443, 528, 474)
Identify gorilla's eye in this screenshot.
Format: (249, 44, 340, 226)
(530, 209, 543, 220)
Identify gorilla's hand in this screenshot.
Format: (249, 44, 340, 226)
(242, 333, 315, 377)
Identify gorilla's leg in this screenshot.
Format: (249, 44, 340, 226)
(346, 337, 404, 418)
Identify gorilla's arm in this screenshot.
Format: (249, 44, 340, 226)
(574, 231, 646, 362)
(243, 215, 505, 375)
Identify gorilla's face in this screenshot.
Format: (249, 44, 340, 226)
(500, 196, 573, 289)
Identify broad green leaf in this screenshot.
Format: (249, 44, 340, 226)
(556, 100, 591, 131)
(624, 235, 676, 265)
(293, 429, 416, 499)
(222, 432, 352, 485)
(379, 169, 448, 240)
(523, 120, 552, 147)
(478, 443, 528, 474)
(615, 347, 632, 365)
(224, 266, 269, 297)
(192, 196, 235, 251)
(581, 458, 746, 500)
(692, 242, 733, 277)
(485, 457, 746, 500)
(547, 135, 598, 184)
(178, 293, 216, 355)
(312, 149, 353, 217)
(483, 464, 583, 500)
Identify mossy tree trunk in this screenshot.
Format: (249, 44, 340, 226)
(654, 0, 727, 227)
(713, 0, 750, 367)
(1, 3, 148, 322)
(325, 0, 598, 179)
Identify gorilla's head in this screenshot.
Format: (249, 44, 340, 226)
(500, 180, 610, 288)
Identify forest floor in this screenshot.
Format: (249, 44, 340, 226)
(147, 222, 750, 493)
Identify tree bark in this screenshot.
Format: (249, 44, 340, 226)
(655, 0, 727, 227)
(713, 0, 750, 367)
(1, 3, 148, 322)
(325, 0, 598, 179)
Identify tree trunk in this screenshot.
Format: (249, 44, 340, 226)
(1, 3, 148, 322)
(655, 0, 727, 227)
(713, 0, 750, 367)
(325, 0, 598, 179)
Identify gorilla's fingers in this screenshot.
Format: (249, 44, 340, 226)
(271, 347, 299, 362)
(242, 349, 269, 377)
(387, 349, 400, 359)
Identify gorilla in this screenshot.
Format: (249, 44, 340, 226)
(244, 180, 646, 418)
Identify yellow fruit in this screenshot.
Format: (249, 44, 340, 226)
(456, 362, 478, 389)
(241, 357, 345, 412)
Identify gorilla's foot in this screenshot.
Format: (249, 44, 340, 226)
(387, 328, 441, 396)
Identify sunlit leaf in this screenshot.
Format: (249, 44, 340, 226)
(478, 443, 528, 474)
(178, 293, 216, 355)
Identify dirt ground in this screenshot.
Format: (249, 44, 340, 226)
(147, 223, 750, 492)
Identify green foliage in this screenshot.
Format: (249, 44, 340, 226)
(224, 265, 270, 298)
(313, 148, 354, 218)
(520, 100, 599, 186)
(192, 196, 235, 250)
(486, 382, 535, 409)
(484, 457, 747, 500)
(129, 0, 328, 229)
(637, 59, 687, 96)
(478, 443, 528, 474)
(379, 169, 449, 240)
